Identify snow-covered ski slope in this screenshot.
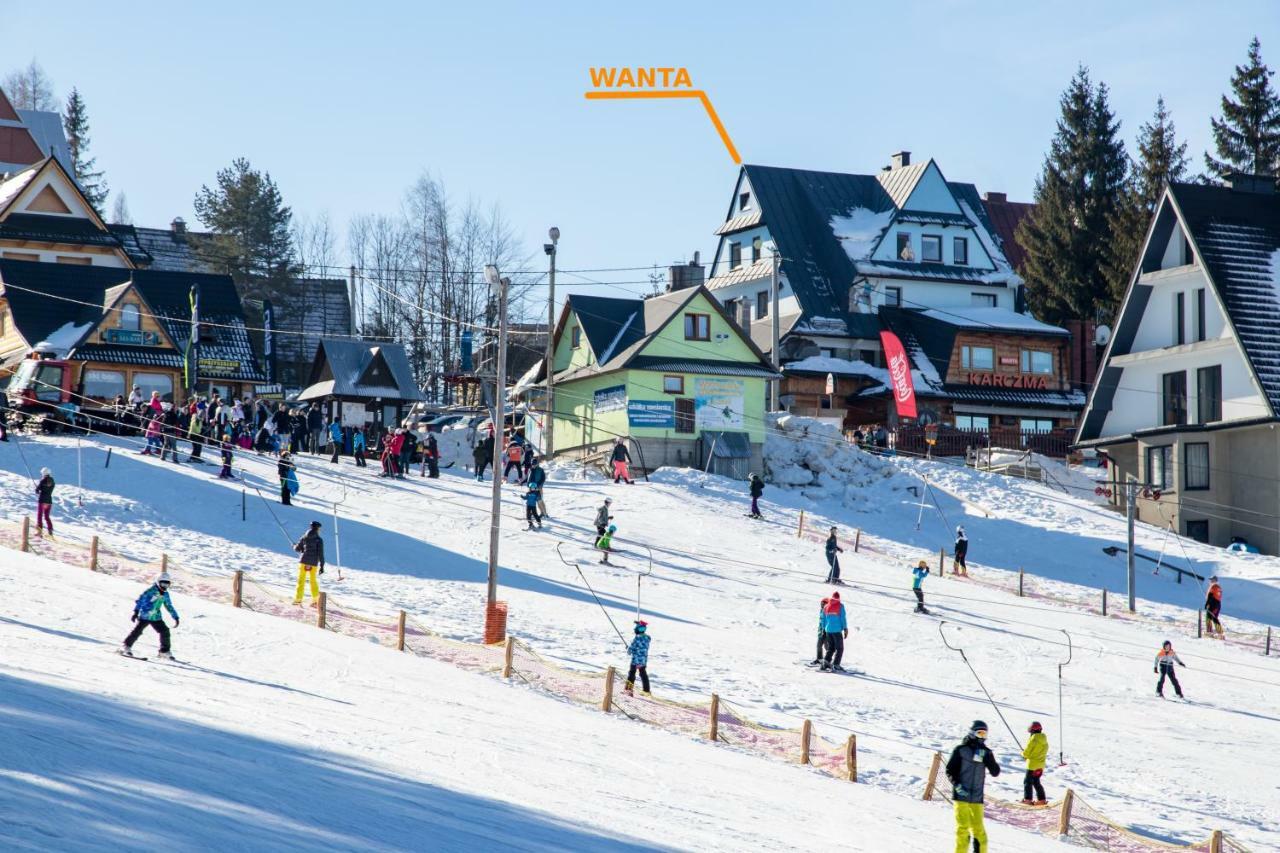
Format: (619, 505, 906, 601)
(0, 429, 1277, 849)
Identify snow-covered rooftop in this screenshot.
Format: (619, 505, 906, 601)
(919, 307, 1067, 335)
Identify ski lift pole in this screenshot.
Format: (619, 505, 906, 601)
(331, 473, 349, 581)
(557, 543, 630, 651)
(914, 474, 930, 531)
(637, 545, 654, 623)
(77, 436, 84, 507)
(939, 621, 1023, 751)
(1058, 629, 1072, 766)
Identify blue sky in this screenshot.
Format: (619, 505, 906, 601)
(6, 1, 1275, 301)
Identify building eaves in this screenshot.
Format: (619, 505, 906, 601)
(714, 208, 763, 235)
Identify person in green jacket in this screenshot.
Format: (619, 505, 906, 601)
(1021, 720, 1049, 805)
(597, 524, 616, 564)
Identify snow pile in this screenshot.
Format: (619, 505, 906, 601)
(829, 208, 894, 261)
(436, 422, 476, 468)
(981, 449, 1106, 503)
(764, 413, 910, 505)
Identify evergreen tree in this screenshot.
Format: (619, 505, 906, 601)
(62, 88, 108, 210)
(1017, 67, 1129, 324)
(1205, 37, 1280, 180)
(1103, 97, 1190, 303)
(192, 157, 299, 303)
(2, 59, 55, 110)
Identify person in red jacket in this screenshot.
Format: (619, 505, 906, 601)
(389, 429, 407, 479)
(1204, 576, 1224, 639)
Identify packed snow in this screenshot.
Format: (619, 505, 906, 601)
(829, 208, 894, 262)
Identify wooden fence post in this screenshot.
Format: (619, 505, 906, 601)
(923, 751, 942, 800)
(161, 553, 169, 574)
(708, 693, 720, 741)
(89, 535, 99, 571)
(602, 666, 616, 712)
(397, 611, 407, 652)
(20, 516, 29, 552)
(845, 734, 857, 782)
(1197, 609, 1202, 639)
(1018, 568, 1025, 597)
(232, 570, 243, 608)
(316, 591, 327, 629)
(800, 719, 812, 765)
(1102, 588, 1108, 616)
(854, 528, 861, 552)
(797, 511, 805, 538)
(938, 547, 945, 574)
(1209, 829, 1223, 853)
(1267, 626, 1272, 656)
(502, 636, 515, 678)
(1057, 789, 1075, 837)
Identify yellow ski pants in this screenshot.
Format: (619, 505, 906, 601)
(294, 564, 320, 603)
(954, 801, 988, 853)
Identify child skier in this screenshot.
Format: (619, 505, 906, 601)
(953, 526, 969, 576)
(218, 434, 234, 479)
(824, 528, 843, 584)
(594, 498, 613, 539)
(34, 467, 54, 537)
(748, 473, 765, 519)
(122, 571, 179, 660)
(596, 524, 617, 564)
(1020, 721, 1049, 805)
(623, 620, 651, 695)
(1204, 576, 1224, 638)
(524, 486, 542, 530)
(912, 559, 930, 614)
(278, 451, 296, 505)
(1155, 640, 1186, 698)
(820, 591, 848, 672)
(809, 597, 830, 665)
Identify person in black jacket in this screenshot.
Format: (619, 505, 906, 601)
(292, 521, 325, 606)
(748, 474, 765, 519)
(35, 467, 55, 537)
(278, 452, 295, 505)
(474, 433, 494, 481)
(945, 720, 1001, 852)
(610, 438, 634, 484)
(825, 527, 844, 584)
(421, 433, 439, 478)
(159, 403, 182, 464)
(954, 526, 969, 577)
(307, 404, 324, 455)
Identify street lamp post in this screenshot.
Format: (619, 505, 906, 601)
(544, 227, 559, 459)
(483, 264, 509, 609)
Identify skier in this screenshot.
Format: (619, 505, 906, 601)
(399, 429, 416, 477)
(524, 486, 543, 530)
(122, 571, 179, 660)
(292, 521, 326, 607)
(527, 457, 548, 517)
(278, 451, 296, 506)
(954, 526, 969, 576)
(391, 429, 407, 479)
(594, 497, 613, 539)
(352, 427, 368, 468)
(473, 434, 493, 481)
(307, 404, 323, 455)
(329, 419, 343, 463)
(596, 524, 617, 564)
(34, 467, 54, 537)
(610, 438, 634, 484)
(421, 433, 439, 478)
(912, 559, 931, 614)
(1154, 640, 1186, 698)
(824, 527, 844, 584)
(820, 591, 848, 672)
(379, 432, 396, 478)
(623, 620, 651, 696)
(1020, 721, 1048, 805)
(945, 720, 1001, 853)
(1204, 576, 1224, 639)
(809, 597, 829, 666)
(215, 434, 232, 479)
(502, 436, 524, 484)
(142, 414, 162, 455)
(748, 473, 765, 519)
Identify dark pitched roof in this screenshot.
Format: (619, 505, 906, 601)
(562, 293, 647, 362)
(0, 212, 120, 248)
(106, 225, 154, 266)
(131, 225, 214, 273)
(298, 338, 424, 401)
(247, 279, 353, 375)
(981, 194, 1035, 273)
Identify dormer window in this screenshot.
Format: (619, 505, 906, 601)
(751, 236, 762, 263)
(571, 326, 581, 349)
(953, 237, 969, 266)
(739, 191, 751, 210)
(921, 234, 942, 264)
(730, 242, 743, 270)
(896, 233, 914, 261)
(120, 303, 141, 331)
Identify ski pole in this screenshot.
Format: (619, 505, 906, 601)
(557, 543, 630, 651)
(938, 621, 1023, 751)
(1058, 629, 1072, 766)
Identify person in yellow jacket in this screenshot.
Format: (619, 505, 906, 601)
(1020, 721, 1049, 805)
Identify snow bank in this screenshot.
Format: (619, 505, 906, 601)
(829, 208, 894, 261)
(764, 413, 911, 506)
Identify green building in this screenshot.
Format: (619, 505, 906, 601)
(529, 285, 778, 475)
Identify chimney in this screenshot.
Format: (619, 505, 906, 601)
(1228, 172, 1277, 194)
(666, 253, 706, 292)
(890, 151, 911, 169)
(739, 298, 752, 336)
(171, 217, 187, 239)
(983, 191, 1007, 204)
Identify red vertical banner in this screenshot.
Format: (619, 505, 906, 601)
(879, 331, 918, 419)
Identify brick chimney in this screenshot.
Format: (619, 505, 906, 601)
(171, 217, 188, 239)
(666, 251, 705, 292)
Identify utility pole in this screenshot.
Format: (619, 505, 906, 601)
(484, 266, 510, 607)
(544, 227, 560, 458)
(770, 249, 781, 410)
(1126, 479, 1137, 612)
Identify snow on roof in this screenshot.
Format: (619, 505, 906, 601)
(40, 319, 92, 355)
(829, 208, 894, 262)
(597, 310, 637, 365)
(0, 164, 38, 211)
(956, 198, 1013, 274)
(919, 307, 1067, 335)
(784, 353, 940, 392)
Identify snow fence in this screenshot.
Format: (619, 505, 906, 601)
(0, 515, 1255, 853)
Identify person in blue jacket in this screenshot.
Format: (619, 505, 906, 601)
(328, 419, 343, 463)
(352, 427, 367, 468)
(820, 592, 849, 671)
(523, 486, 543, 530)
(912, 559, 931, 614)
(122, 571, 179, 659)
(623, 620, 651, 695)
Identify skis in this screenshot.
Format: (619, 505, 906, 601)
(117, 649, 148, 661)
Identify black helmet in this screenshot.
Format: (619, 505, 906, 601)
(970, 720, 989, 736)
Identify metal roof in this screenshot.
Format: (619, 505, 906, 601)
(625, 356, 780, 379)
(714, 209, 763, 235)
(299, 338, 424, 402)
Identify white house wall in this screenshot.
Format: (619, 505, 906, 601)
(869, 220, 997, 270)
(865, 276, 1010, 311)
(1100, 348, 1263, 436)
(710, 225, 772, 279)
(1129, 266, 1223, 352)
(898, 163, 963, 214)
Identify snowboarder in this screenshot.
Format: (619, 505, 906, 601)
(1020, 721, 1048, 805)
(954, 526, 969, 576)
(34, 467, 54, 537)
(809, 597, 829, 665)
(524, 486, 543, 530)
(421, 433, 439, 478)
(912, 559, 930, 613)
(122, 571, 179, 660)
(748, 473, 765, 519)
(329, 420, 343, 463)
(596, 524, 617, 564)
(352, 427, 368, 468)
(824, 528, 844, 584)
(1155, 640, 1186, 698)
(278, 452, 297, 505)
(293, 521, 326, 606)
(820, 591, 848, 671)
(1204, 576, 1224, 639)
(946, 720, 1001, 853)
(594, 498, 613, 539)
(623, 620, 651, 695)
(611, 438, 634, 484)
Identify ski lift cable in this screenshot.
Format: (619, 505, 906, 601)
(938, 620, 1024, 751)
(556, 543, 630, 651)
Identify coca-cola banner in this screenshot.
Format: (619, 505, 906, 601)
(879, 330, 918, 419)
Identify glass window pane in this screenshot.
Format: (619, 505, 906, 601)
(134, 372, 174, 403)
(1185, 443, 1209, 489)
(954, 237, 968, 265)
(971, 347, 994, 370)
(922, 235, 942, 263)
(84, 369, 126, 400)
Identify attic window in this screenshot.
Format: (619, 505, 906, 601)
(751, 236, 762, 263)
(739, 191, 751, 210)
(896, 233, 914, 261)
(119, 303, 141, 331)
(954, 237, 969, 266)
(921, 235, 942, 263)
(571, 326, 581, 349)
(684, 313, 710, 341)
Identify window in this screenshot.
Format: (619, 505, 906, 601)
(674, 397, 695, 433)
(662, 375, 683, 394)
(120, 303, 141, 331)
(1175, 292, 1185, 345)
(723, 298, 739, 320)
(1146, 445, 1173, 489)
(3, 251, 39, 261)
(884, 286, 902, 307)
(571, 326, 581, 349)
(859, 350, 879, 365)
(1185, 519, 1209, 543)
(1196, 365, 1221, 423)
(1020, 418, 1054, 433)
(757, 291, 769, 319)
(133, 371, 173, 403)
(896, 233, 914, 261)
(739, 191, 751, 210)
(729, 242, 742, 270)
(683, 313, 710, 341)
(954, 237, 969, 265)
(83, 369, 125, 400)
(34, 364, 65, 402)
(819, 348, 835, 358)
(954, 414, 990, 430)
(56, 255, 92, 265)
(1020, 349, 1054, 375)
(971, 293, 997, 308)
(1184, 442, 1210, 490)
(921, 234, 942, 263)
(961, 345, 994, 370)
(1161, 371, 1187, 426)
(1194, 288, 1206, 342)
(751, 236, 762, 263)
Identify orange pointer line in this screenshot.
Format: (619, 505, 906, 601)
(584, 89, 742, 164)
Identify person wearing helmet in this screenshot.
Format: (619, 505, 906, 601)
(610, 437, 633, 484)
(1204, 576, 1224, 639)
(594, 498, 614, 539)
(1020, 721, 1049, 805)
(34, 467, 55, 537)
(122, 572, 179, 660)
(596, 523, 617, 564)
(1155, 640, 1185, 698)
(623, 620, 651, 696)
(912, 559, 931, 614)
(945, 720, 1001, 852)
(819, 592, 848, 672)
(292, 521, 326, 606)
(809, 597, 830, 666)
(953, 526, 969, 577)
(824, 527, 844, 584)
